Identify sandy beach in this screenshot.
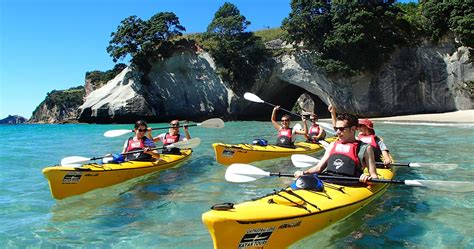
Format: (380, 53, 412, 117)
(370, 110, 474, 123)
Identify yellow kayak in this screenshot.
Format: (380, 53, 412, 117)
(202, 167, 394, 248)
(42, 149, 192, 200)
(213, 137, 337, 165)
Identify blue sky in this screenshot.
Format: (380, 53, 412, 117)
(0, 0, 416, 119)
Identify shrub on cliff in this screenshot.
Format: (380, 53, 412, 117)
(86, 63, 127, 89)
(282, 0, 415, 75)
(201, 2, 269, 93)
(106, 12, 187, 80)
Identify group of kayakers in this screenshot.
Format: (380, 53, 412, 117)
(272, 104, 392, 184)
(121, 119, 191, 161)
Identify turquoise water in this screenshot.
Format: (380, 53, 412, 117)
(0, 121, 473, 248)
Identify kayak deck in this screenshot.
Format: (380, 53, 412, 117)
(202, 167, 394, 248)
(42, 149, 192, 200)
(213, 137, 337, 165)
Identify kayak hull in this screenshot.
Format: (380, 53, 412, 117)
(43, 149, 192, 200)
(213, 137, 336, 165)
(202, 168, 394, 248)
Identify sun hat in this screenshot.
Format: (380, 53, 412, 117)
(359, 119, 374, 131)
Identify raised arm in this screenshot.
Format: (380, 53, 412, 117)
(328, 104, 337, 128)
(183, 121, 191, 140)
(271, 106, 282, 130)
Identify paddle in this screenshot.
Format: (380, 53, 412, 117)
(243, 92, 335, 134)
(225, 163, 474, 192)
(103, 118, 225, 137)
(290, 154, 459, 170)
(60, 138, 201, 166)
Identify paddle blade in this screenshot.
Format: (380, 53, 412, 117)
(317, 122, 336, 135)
(409, 163, 458, 171)
(291, 154, 320, 168)
(167, 137, 201, 149)
(104, 129, 132, 138)
(198, 118, 225, 128)
(60, 156, 91, 166)
(243, 92, 264, 103)
(405, 180, 474, 193)
(225, 163, 270, 182)
(292, 123, 302, 134)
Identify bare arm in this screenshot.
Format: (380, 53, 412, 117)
(360, 146, 378, 183)
(315, 129, 326, 140)
(328, 104, 337, 128)
(294, 142, 334, 177)
(183, 122, 191, 140)
(271, 106, 281, 130)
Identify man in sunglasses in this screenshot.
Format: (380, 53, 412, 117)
(271, 106, 307, 147)
(294, 113, 378, 184)
(149, 120, 191, 154)
(122, 120, 160, 161)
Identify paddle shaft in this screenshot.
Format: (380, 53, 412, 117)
(262, 101, 303, 118)
(151, 124, 197, 131)
(88, 147, 169, 161)
(269, 172, 404, 184)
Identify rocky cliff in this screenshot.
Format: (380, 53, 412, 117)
(77, 40, 472, 123)
(30, 86, 84, 123)
(0, 115, 28, 124)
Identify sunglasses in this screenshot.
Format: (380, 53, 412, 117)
(333, 126, 351, 132)
(137, 128, 147, 132)
(170, 123, 179, 127)
(281, 119, 289, 122)
(310, 118, 317, 121)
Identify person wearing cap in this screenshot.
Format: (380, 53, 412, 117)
(149, 119, 191, 154)
(305, 113, 326, 143)
(271, 106, 307, 147)
(294, 113, 378, 184)
(358, 119, 392, 166)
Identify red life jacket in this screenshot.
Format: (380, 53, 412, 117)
(125, 137, 152, 161)
(163, 133, 180, 146)
(357, 134, 382, 162)
(307, 124, 325, 143)
(326, 140, 364, 177)
(277, 128, 293, 147)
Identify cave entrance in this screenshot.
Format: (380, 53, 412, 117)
(292, 92, 331, 118)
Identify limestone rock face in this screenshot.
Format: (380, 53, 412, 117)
(77, 41, 472, 123)
(78, 52, 235, 123)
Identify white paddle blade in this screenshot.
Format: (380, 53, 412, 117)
(60, 156, 91, 166)
(291, 154, 320, 168)
(199, 118, 225, 128)
(243, 92, 264, 103)
(317, 122, 335, 134)
(405, 180, 474, 193)
(104, 129, 132, 137)
(409, 163, 458, 170)
(167, 137, 202, 149)
(319, 140, 330, 149)
(292, 123, 302, 134)
(225, 163, 270, 182)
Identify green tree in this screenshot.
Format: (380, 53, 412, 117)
(106, 12, 186, 77)
(282, 0, 414, 75)
(202, 2, 268, 92)
(421, 0, 473, 47)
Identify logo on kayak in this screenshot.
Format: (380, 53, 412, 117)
(238, 227, 274, 248)
(278, 220, 301, 229)
(333, 159, 344, 169)
(62, 172, 82, 184)
(222, 149, 235, 157)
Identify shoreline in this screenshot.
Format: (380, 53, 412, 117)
(318, 110, 474, 124)
(370, 110, 473, 123)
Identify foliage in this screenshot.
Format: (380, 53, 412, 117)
(85, 63, 127, 88)
(106, 12, 186, 75)
(201, 2, 269, 93)
(254, 28, 287, 42)
(44, 86, 85, 109)
(421, 0, 473, 47)
(282, 0, 414, 75)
